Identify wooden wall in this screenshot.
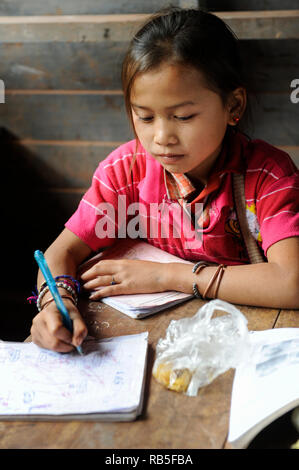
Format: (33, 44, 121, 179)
(204, 1, 299, 11)
(0, 1, 298, 339)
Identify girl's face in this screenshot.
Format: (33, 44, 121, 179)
(130, 63, 233, 183)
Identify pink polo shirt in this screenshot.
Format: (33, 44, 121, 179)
(65, 130, 299, 265)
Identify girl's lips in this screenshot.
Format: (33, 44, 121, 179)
(157, 154, 185, 163)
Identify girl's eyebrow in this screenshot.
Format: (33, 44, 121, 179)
(131, 101, 196, 110)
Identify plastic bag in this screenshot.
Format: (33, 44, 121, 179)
(152, 299, 250, 396)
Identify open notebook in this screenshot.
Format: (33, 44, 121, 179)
(228, 328, 299, 448)
(79, 239, 194, 318)
(0, 332, 148, 421)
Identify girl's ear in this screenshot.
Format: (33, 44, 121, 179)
(227, 87, 247, 126)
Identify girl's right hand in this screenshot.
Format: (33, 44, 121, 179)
(30, 298, 88, 353)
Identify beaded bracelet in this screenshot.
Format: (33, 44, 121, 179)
(37, 282, 78, 312)
(192, 261, 209, 274)
(39, 275, 80, 295)
(192, 283, 203, 299)
(192, 261, 209, 299)
(55, 275, 81, 294)
(27, 274, 80, 306)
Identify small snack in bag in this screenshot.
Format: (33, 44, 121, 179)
(153, 299, 250, 396)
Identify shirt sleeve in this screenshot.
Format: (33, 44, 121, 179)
(256, 170, 299, 255)
(65, 150, 136, 252)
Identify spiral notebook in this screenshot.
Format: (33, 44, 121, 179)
(0, 332, 148, 421)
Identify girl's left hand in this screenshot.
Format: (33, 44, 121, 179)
(79, 259, 172, 299)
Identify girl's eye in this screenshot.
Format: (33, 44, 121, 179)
(136, 114, 196, 122)
(175, 114, 196, 121)
(138, 116, 153, 122)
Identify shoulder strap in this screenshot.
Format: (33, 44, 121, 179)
(233, 173, 264, 264)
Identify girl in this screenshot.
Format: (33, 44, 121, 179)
(31, 7, 299, 352)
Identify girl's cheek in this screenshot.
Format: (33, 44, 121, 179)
(133, 120, 145, 137)
(135, 125, 151, 143)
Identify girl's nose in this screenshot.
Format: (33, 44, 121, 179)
(153, 120, 178, 146)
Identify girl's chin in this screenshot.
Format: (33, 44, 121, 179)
(159, 160, 198, 174)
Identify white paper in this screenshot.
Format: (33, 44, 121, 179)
(228, 328, 299, 448)
(102, 291, 192, 317)
(0, 332, 148, 417)
(80, 240, 193, 317)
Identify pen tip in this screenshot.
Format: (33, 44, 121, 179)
(76, 345, 84, 355)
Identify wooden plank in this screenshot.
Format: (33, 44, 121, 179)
(179, 0, 199, 7)
(1, 128, 120, 189)
(24, 142, 112, 188)
(0, 11, 298, 42)
(4, 138, 297, 193)
(0, 14, 148, 43)
(233, 305, 279, 331)
(0, 93, 133, 141)
(2, 0, 298, 16)
(246, 92, 299, 146)
(240, 39, 299, 93)
(274, 310, 299, 329)
(224, 10, 299, 39)
(278, 146, 299, 168)
(6, 140, 117, 188)
(206, 0, 299, 11)
(2, 127, 297, 193)
(1, 91, 298, 144)
(0, 42, 128, 90)
(1, 126, 106, 190)
(0, 39, 298, 91)
(0, 0, 181, 16)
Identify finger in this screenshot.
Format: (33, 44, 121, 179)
(89, 283, 125, 300)
(80, 259, 117, 281)
(82, 275, 117, 290)
(69, 310, 88, 347)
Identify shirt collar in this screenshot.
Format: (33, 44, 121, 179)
(164, 128, 247, 205)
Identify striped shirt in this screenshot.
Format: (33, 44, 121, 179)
(65, 129, 299, 265)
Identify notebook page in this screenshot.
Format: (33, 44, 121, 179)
(103, 290, 191, 309)
(80, 240, 193, 310)
(0, 332, 148, 416)
(228, 328, 299, 447)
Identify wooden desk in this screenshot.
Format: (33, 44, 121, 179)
(0, 298, 298, 449)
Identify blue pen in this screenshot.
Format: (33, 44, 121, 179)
(34, 250, 83, 355)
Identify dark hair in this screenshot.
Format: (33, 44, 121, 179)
(122, 6, 248, 130)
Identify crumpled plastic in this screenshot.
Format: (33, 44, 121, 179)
(152, 299, 251, 396)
